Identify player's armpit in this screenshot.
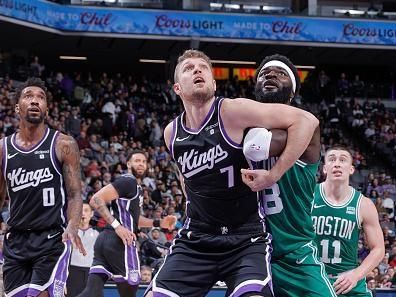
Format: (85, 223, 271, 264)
(269, 129, 287, 157)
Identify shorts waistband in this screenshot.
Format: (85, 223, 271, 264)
(185, 218, 266, 235)
(9, 226, 65, 233)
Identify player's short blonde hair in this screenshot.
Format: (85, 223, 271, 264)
(174, 49, 212, 83)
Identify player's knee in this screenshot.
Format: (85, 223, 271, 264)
(145, 291, 154, 297)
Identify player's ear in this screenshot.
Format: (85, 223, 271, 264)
(322, 164, 328, 175)
(173, 83, 182, 96)
(213, 79, 216, 92)
(350, 165, 355, 175)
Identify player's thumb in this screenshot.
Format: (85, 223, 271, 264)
(62, 231, 68, 242)
(241, 168, 256, 176)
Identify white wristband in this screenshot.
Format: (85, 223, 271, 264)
(111, 219, 121, 229)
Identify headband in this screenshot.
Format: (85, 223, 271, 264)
(262, 60, 296, 93)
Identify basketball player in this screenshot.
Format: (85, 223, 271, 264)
(76, 152, 176, 297)
(145, 49, 319, 297)
(242, 54, 336, 297)
(0, 77, 85, 297)
(312, 146, 384, 296)
(126, 149, 177, 230)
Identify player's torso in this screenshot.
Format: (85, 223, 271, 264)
(3, 128, 67, 230)
(171, 97, 259, 227)
(110, 184, 142, 233)
(312, 183, 361, 275)
(253, 158, 318, 258)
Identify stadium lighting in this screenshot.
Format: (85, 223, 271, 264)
(243, 5, 261, 12)
(59, 56, 87, 60)
(210, 3, 223, 10)
(212, 60, 256, 65)
(296, 65, 316, 69)
(139, 59, 166, 64)
(224, 4, 240, 10)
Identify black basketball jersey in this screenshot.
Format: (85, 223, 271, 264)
(170, 97, 260, 227)
(2, 128, 67, 230)
(110, 174, 142, 233)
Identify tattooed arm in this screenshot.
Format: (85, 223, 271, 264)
(0, 139, 6, 210)
(89, 178, 136, 246)
(56, 133, 86, 255)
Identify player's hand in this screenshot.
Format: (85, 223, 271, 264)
(160, 215, 177, 230)
(115, 225, 136, 246)
(62, 225, 87, 256)
(333, 269, 359, 294)
(241, 169, 276, 192)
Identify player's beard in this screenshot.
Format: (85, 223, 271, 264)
(254, 83, 292, 104)
(26, 112, 45, 124)
(132, 167, 146, 179)
(191, 85, 215, 104)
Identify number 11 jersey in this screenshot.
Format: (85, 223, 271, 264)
(312, 183, 362, 276)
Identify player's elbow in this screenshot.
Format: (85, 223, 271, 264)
(301, 111, 319, 131)
(89, 195, 101, 209)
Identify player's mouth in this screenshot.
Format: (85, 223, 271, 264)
(28, 107, 41, 113)
(263, 80, 279, 90)
(193, 77, 205, 85)
(332, 169, 343, 176)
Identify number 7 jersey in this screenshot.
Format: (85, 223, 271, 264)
(312, 183, 362, 275)
(170, 97, 261, 227)
(2, 128, 68, 230)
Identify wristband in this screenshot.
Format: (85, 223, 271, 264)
(153, 219, 161, 228)
(111, 219, 121, 229)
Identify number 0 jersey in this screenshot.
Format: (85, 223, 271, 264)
(170, 97, 261, 228)
(2, 128, 67, 231)
(312, 183, 362, 275)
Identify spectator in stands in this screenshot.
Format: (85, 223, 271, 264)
(65, 107, 81, 138)
(140, 266, 153, 284)
(336, 72, 350, 97)
(351, 75, 365, 97)
(382, 192, 395, 219)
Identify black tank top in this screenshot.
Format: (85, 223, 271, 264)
(2, 128, 67, 231)
(170, 97, 261, 227)
(108, 174, 142, 233)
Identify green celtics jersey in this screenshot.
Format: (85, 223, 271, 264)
(312, 183, 362, 275)
(255, 157, 319, 258)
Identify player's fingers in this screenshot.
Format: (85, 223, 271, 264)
(241, 169, 257, 177)
(342, 285, 352, 294)
(333, 276, 343, 286)
(62, 231, 69, 242)
(75, 236, 87, 255)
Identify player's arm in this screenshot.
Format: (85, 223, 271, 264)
(57, 134, 86, 255)
(90, 176, 137, 246)
(137, 121, 177, 231)
(0, 140, 6, 210)
(225, 99, 318, 189)
(138, 215, 176, 230)
(334, 197, 384, 295)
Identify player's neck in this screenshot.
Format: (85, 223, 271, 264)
(323, 180, 351, 204)
(17, 123, 47, 145)
(183, 97, 214, 130)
